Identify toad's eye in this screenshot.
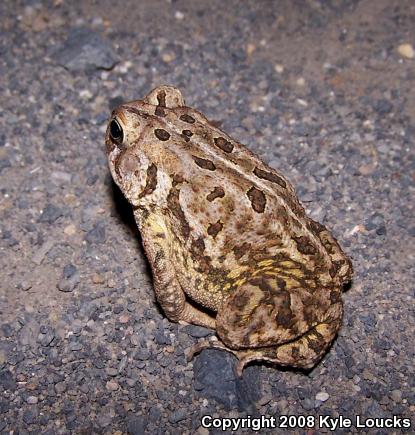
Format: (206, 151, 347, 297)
(109, 119, 124, 145)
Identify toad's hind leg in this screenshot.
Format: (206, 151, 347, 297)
(233, 316, 342, 376)
(212, 274, 343, 374)
(189, 312, 342, 377)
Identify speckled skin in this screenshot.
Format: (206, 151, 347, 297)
(105, 85, 353, 374)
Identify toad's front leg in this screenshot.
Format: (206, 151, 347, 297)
(136, 210, 216, 329)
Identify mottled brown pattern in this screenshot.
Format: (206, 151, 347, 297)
(166, 187, 190, 238)
(106, 85, 353, 374)
(306, 330, 326, 354)
(330, 289, 341, 304)
(138, 163, 158, 198)
(207, 220, 223, 238)
(253, 167, 287, 189)
(329, 262, 340, 278)
(190, 237, 213, 273)
(181, 129, 193, 142)
(232, 242, 251, 259)
(191, 236, 205, 254)
(154, 128, 170, 141)
(246, 186, 266, 213)
(155, 106, 166, 117)
(214, 137, 234, 153)
(206, 186, 225, 202)
(193, 156, 216, 171)
(291, 346, 300, 359)
(180, 114, 195, 123)
(293, 236, 317, 255)
(172, 174, 185, 186)
(274, 296, 295, 327)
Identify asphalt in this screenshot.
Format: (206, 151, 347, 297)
(0, 0, 414, 433)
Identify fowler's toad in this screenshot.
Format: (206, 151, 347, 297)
(105, 86, 353, 374)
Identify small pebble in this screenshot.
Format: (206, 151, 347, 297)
(296, 77, 306, 86)
(161, 52, 175, 63)
(397, 43, 414, 59)
(55, 382, 66, 394)
(316, 392, 329, 402)
(274, 64, 284, 73)
(119, 314, 130, 324)
(26, 396, 38, 404)
(106, 367, 118, 377)
(168, 409, 187, 424)
(64, 224, 77, 236)
(390, 389, 402, 402)
(130, 335, 140, 346)
(246, 43, 256, 56)
(106, 380, 119, 391)
(92, 273, 105, 284)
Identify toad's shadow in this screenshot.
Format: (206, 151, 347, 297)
(109, 179, 153, 280)
(110, 179, 139, 236)
(110, 179, 169, 318)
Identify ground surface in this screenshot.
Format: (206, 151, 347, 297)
(0, 0, 414, 433)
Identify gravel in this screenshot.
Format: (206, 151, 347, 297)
(0, 0, 414, 433)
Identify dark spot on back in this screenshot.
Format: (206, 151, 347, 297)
(167, 187, 190, 238)
(181, 129, 193, 142)
(232, 242, 251, 259)
(190, 236, 212, 272)
(191, 237, 205, 254)
(139, 163, 158, 198)
(172, 174, 185, 186)
(207, 220, 223, 238)
(253, 167, 287, 188)
(293, 236, 317, 255)
(206, 186, 225, 202)
(193, 156, 216, 171)
(246, 186, 266, 213)
(275, 295, 294, 328)
(214, 137, 234, 153)
(180, 114, 195, 124)
(154, 129, 170, 141)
